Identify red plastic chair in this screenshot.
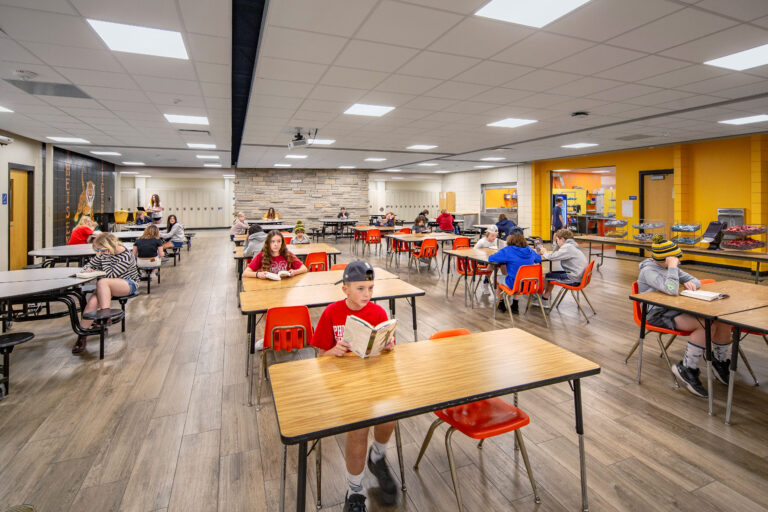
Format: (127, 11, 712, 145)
(397, 227, 411, 234)
(352, 225, 367, 254)
(451, 237, 469, 249)
(330, 263, 347, 270)
(496, 264, 548, 327)
(282, 234, 292, 245)
(409, 238, 439, 275)
(551, 259, 596, 322)
(363, 228, 381, 256)
(414, 329, 540, 512)
(304, 252, 327, 272)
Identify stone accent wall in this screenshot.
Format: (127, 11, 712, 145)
(234, 168, 369, 226)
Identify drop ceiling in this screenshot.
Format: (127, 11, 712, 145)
(2, 0, 768, 173)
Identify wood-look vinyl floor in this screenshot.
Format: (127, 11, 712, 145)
(1, 230, 767, 512)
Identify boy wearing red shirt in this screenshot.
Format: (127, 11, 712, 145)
(311, 260, 397, 512)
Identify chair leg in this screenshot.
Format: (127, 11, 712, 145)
(414, 418, 443, 470)
(536, 294, 550, 328)
(280, 444, 287, 512)
(525, 294, 533, 312)
(445, 427, 464, 512)
(452, 274, 463, 296)
(657, 333, 680, 389)
(477, 438, 485, 449)
(120, 301, 126, 332)
(738, 347, 759, 386)
(572, 291, 590, 323)
(395, 422, 406, 491)
(552, 287, 567, 309)
(255, 350, 267, 410)
(581, 289, 596, 315)
(99, 324, 106, 360)
(624, 339, 640, 364)
(316, 439, 322, 509)
(504, 294, 514, 325)
(514, 430, 541, 504)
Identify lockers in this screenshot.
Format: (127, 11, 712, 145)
(384, 190, 439, 222)
(156, 188, 227, 228)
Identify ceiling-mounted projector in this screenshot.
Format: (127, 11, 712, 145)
(288, 132, 308, 150)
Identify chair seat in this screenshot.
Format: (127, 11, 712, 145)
(644, 323, 691, 337)
(435, 397, 530, 439)
(552, 280, 583, 290)
(83, 308, 124, 321)
(498, 283, 514, 295)
(117, 291, 140, 301)
(0, 332, 35, 350)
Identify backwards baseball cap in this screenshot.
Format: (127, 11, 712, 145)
(336, 260, 375, 284)
(485, 225, 498, 233)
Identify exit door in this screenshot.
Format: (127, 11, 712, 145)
(9, 168, 33, 270)
(641, 170, 674, 238)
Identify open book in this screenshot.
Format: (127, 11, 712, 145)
(265, 270, 291, 281)
(75, 270, 107, 279)
(343, 316, 397, 358)
(681, 289, 728, 301)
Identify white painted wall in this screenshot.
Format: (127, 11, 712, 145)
(368, 179, 442, 221)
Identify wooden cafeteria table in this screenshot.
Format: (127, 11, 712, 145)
(576, 235, 768, 283)
(233, 243, 341, 278)
(443, 248, 500, 308)
(270, 328, 601, 512)
(242, 267, 396, 291)
(629, 280, 768, 415)
(29, 243, 133, 266)
(717, 306, 768, 424)
(386, 232, 467, 264)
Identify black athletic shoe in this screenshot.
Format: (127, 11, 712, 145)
(712, 359, 731, 385)
(672, 361, 708, 398)
(511, 299, 519, 314)
(497, 299, 507, 313)
(367, 450, 397, 505)
(343, 492, 367, 512)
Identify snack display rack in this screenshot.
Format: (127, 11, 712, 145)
(671, 222, 702, 245)
(631, 219, 665, 242)
(604, 218, 628, 238)
(721, 224, 767, 251)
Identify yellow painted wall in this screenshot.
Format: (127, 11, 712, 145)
(485, 188, 517, 209)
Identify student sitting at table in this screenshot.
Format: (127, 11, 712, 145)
(489, 233, 541, 313)
(135, 210, 152, 225)
(230, 211, 249, 241)
(375, 211, 395, 227)
(496, 214, 520, 238)
(337, 206, 349, 219)
(73, 233, 140, 354)
(290, 223, 311, 244)
(474, 224, 500, 249)
(411, 215, 430, 249)
(242, 230, 307, 279)
(638, 235, 732, 398)
(263, 207, 280, 220)
(161, 214, 185, 250)
(537, 229, 587, 301)
(436, 209, 454, 232)
(310, 260, 397, 511)
(132, 224, 165, 260)
(419, 209, 429, 218)
(68, 216, 100, 245)
(242, 224, 266, 258)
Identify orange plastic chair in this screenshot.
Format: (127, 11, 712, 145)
(282, 233, 292, 245)
(496, 264, 548, 327)
(330, 263, 347, 270)
(388, 238, 410, 268)
(414, 329, 540, 512)
(409, 238, 440, 275)
(398, 227, 411, 234)
(550, 259, 596, 322)
(352, 225, 367, 254)
(451, 237, 469, 249)
(363, 228, 381, 256)
(304, 252, 327, 272)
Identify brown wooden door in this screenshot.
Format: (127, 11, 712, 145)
(643, 173, 674, 238)
(9, 169, 30, 270)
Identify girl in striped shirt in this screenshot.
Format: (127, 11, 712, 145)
(73, 233, 140, 354)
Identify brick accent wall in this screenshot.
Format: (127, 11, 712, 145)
(234, 168, 369, 226)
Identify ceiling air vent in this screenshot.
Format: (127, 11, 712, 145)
(615, 134, 654, 141)
(178, 129, 211, 136)
(4, 79, 91, 99)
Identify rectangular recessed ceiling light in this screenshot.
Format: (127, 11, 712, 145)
(204, 163, 222, 167)
(0, 105, 13, 113)
(705, 43, 768, 71)
(365, 157, 387, 162)
(562, 143, 598, 149)
(187, 143, 216, 149)
(47, 136, 90, 143)
(593, 170, 611, 174)
(308, 138, 335, 145)
(407, 144, 437, 150)
(87, 19, 189, 60)
(384, 169, 402, 172)
(196, 154, 219, 159)
(434, 170, 450, 174)
(338, 165, 355, 169)
(718, 114, 768, 125)
(134, 174, 152, 178)
(487, 117, 537, 128)
(274, 163, 291, 167)
(285, 154, 308, 159)
(481, 157, 506, 161)
(344, 103, 395, 117)
(120, 171, 139, 174)
(418, 163, 438, 166)
(164, 114, 209, 125)
(475, 165, 493, 169)
(223, 174, 235, 178)
(91, 151, 121, 156)
(475, 0, 592, 28)
(123, 161, 145, 166)
(391, 176, 405, 180)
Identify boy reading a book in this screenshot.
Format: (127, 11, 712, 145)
(310, 260, 397, 512)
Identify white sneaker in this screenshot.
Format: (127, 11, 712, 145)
(255, 338, 264, 350)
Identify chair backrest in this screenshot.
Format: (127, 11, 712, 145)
(365, 229, 381, 243)
(330, 263, 347, 270)
(512, 264, 544, 295)
(283, 235, 293, 245)
(452, 237, 469, 250)
(398, 227, 411, 234)
(417, 238, 438, 257)
(430, 328, 471, 340)
(264, 306, 313, 351)
(578, 259, 596, 288)
(631, 281, 642, 326)
(304, 252, 327, 272)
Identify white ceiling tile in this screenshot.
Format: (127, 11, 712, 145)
(100, 100, 160, 113)
(145, 91, 206, 108)
(259, 26, 347, 65)
(638, 64, 728, 88)
(443, 101, 500, 115)
(707, 80, 768, 99)
(470, 87, 531, 105)
(252, 78, 313, 98)
(678, 73, 765, 94)
(428, 16, 533, 59)
(628, 89, 695, 106)
(69, 0, 183, 30)
(0, 0, 76, 14)
(134, 75, 200, 95)
(588, 83, 661, 102)
(20, 42, 123, 73)
(549, 76, 624, 97)
(320, 66, 388, 89)
(453, 61, 533, 87)
(493, 32, 594, 67)
(298, 98, 347, 114)
(657, 94, 723, 110)
(178, 0, 230, 37)
(398, 51, 480, 80)
(38, 96, 102, 108)
(1, 61, 68, 83)
(548, 44, 646, 75)
(56, 67, 136, 89)
(355, 1, 462, 49)
(596, 55, 690, 82)
(290, 109, 338, 123)
(266, 0, 377, 37)
(375, 74, 442, 95)
(608, 8, 738, 53)
(397, 0, 487, 15)
(660, 24, 768, 62)
(512, 93, 573, 109)
(194, 62, 230, 84)
(249, 94, 302, 110)
(0, 6, 103, 48)
(115, 54, 198, 80)
(187, 34, 230, 64)
(695, 0, 768, 21)
(423, 81, 490, 100)
(308, 84, 366, 103)
(204, 97, 230, 111)
(255, 57, 327, 84)
(504, 70, 582, 92)
(200, 81, 230, 99)
(0, 38, 44, 64)
(334, 40, 419, 73)
(358, 90, 416, 107)
(402, 96, 457, 111)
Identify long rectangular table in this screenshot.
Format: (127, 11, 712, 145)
(629, 280, 768, 415)
(270, 328, 601, 512)
(242, 267, 396, 292)
(577, 235, 768, 283)
(233, 243, 341, 277)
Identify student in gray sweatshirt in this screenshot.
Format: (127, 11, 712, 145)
(243, 224, 267, 258)
(538, 229, 587, 299)
(637, 235, 732, 398)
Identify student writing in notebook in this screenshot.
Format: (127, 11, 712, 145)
(310, 261, 397, 512)
(242, 230, 307, 279)
(637, 235, 732, 398)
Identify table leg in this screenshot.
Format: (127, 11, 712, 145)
(389, 298, 395, 318)
(588, 241, 592, 261)
(755, 261, 760, 284)
(411, 296, 418, 341)
(725, 327, 740, 425)
(463, 257, 469, 308)
(572, 379, 589, 512)
(636, 303, 647, 384)
(445, 253, 451, 296)
(705, 318, 714, 416)
(470, 265, 477, 310)
(296, 440, 308, 512)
